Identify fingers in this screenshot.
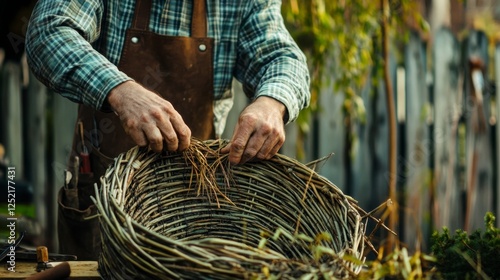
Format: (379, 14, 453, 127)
(111, 82, 192, 153)
(168, 113, 191, 151)
(143, 126, 164, 152)
(221, 96, 286, 164)
(256, 135, 284, 160)
(221, 96, 287, 165)
(225, 121, 254, 165)
(223, 115, 285, 165)
(125, 119, 148, 147)
(123, 107, 188, 152)
(244, 129, 284, 163)
(147, 107, 192, 152)
(147, 107, 176, 151)
(224, 130, 284, 165)
(157, 119, 191, 152)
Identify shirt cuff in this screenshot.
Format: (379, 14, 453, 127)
(255, 82, 298, 124)
(91, 70, 132, 113)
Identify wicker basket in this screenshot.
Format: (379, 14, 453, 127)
(93, 139, 369, 279)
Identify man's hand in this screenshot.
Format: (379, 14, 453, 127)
(221, 96, 286, 165)
(107, 81, 191, 152)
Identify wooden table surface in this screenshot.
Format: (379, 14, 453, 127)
(0, 261, 100, 279)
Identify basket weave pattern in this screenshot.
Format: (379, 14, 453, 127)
(93, 139, 367, 279)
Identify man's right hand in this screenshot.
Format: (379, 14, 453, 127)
(107, 81, 191, 152)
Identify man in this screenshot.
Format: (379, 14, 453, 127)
(26, 0, 310, 260)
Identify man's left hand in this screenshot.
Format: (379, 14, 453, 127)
(221, 96, 286, 165)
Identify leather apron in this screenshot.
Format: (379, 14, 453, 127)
(58, 0, 215, 260)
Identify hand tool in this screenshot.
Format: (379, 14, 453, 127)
(78, 121, 91, 174)
(26, 261, 71, 280)
(36, 246, 52, 272)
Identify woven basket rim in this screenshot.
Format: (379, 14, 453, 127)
(93, 139, 374, 279)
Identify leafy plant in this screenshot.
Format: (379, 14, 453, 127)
(358, 246, 437, 280)
(431, 212, 500, 279)
(282, 0, 379, 131)
(281, 0, 428, 132)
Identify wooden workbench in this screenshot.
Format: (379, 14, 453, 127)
(0, 261, 100, 279)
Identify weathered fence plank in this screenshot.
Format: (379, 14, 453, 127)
(432, 27, 462, 231)
(404, 32, 431, 250)
(0, 62, 24, 178)
(24, 69, 48, 241)
(463, 30, 494, 231)
(317, 87, 345, 192)
(281, 117, 299, 159)
(48, 92, 78, 251)
(350, 84, 375, 210)
(496, 43, 500, 228)
(351, 74, 374, 210)
(347, 46, 398, 244)
(370, 55, 396, 225)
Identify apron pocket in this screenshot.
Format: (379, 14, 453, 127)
(57, 145, 111, 261)
(57, 173, 101, 261)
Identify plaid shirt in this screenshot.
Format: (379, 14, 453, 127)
(26, 0, 310, 135)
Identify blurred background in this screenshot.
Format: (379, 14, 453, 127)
(1, 0, 499, 257)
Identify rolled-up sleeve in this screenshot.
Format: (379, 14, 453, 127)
(234, 0, 310, 123)
(25, 0, 131, 111)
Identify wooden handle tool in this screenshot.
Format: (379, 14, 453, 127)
(26, 262, 71, 280)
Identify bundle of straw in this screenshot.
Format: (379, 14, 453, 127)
(93, 139, 370, 279)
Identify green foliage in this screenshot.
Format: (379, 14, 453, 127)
(431, 212, 500, 279)
(281, 0, 428, 159)
(358, 247, 437, 280)
(282, 0, 379, 122)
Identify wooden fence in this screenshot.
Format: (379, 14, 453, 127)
(271, 27, 499, 252)
(0, 27, 499, 254)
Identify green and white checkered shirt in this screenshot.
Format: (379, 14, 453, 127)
(26, 0, 310, 136)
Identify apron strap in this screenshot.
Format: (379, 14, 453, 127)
(131, 0, 207, 37)
(191, 0, 207, 37)
(132, 0, 152, 31)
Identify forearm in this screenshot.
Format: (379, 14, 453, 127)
(235, 0, 310, 124)
(254, 56, 310, 124)
(25, 0, 131, 111)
